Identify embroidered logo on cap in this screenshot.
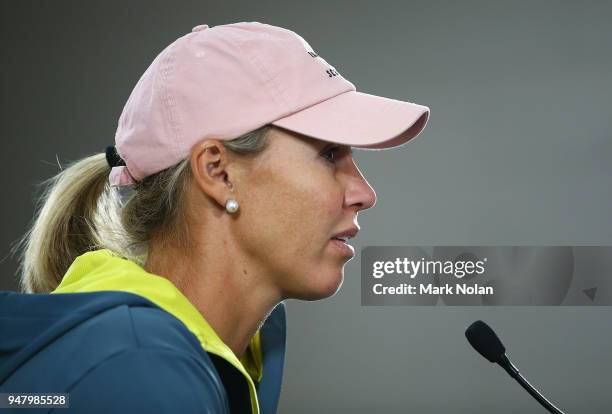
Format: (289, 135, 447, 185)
(306, 50, 341, 78)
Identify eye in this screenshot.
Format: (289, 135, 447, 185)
(321, 145, 341, 164)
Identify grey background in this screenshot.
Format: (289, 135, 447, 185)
(1, 0, 611, 412)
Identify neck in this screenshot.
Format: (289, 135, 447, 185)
(144, 237, 281, 360)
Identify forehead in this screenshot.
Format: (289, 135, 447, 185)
(268, 126, 351, 151)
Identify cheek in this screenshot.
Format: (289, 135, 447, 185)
(238, 164, 342, 264)
(261, 180, 334, 248)
(236, 165, 347, 300)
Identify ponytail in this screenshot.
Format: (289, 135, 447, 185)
(11, 124, 272, 293)
(11, 153, 123, 293)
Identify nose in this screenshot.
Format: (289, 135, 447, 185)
(344, 161, 377, 212)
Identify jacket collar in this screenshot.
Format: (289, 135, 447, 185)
(52, 249, 286, 414)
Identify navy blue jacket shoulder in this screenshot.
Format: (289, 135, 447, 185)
(0, 291, 286, 414)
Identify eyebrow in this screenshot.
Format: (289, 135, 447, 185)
(321, 142, 354, 154)
(342, 144, 354, 155)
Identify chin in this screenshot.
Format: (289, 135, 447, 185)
(300, 272, 344, 301)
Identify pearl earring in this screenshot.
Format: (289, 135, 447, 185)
(225, 199, 239, 214)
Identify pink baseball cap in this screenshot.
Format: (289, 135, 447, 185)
(109, 21, 430, 187)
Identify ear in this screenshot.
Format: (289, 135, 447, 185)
(190, 139, 235, 209)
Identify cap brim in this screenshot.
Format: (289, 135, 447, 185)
(271, 90, 430, 150)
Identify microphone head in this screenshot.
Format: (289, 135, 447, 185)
(465, 320, 506, 363)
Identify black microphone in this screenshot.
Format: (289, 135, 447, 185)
(465, 320, 566, 414)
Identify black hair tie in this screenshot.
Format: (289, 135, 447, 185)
(105, 145, 126, 168)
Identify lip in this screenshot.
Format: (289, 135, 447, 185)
(331, 226, 360, 240)
(329, 238, 355, 257)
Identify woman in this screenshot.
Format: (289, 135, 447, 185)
(0, 22, 429, 413)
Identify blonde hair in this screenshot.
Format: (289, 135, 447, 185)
(11, 125, 272, 293)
